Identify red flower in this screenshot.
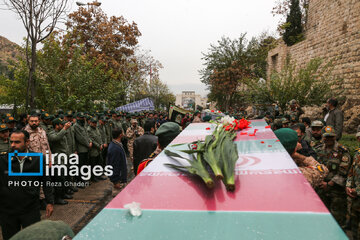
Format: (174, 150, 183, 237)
(211, 110, 215, 113)
(265, 125, 271, 129)
(206, 127, 211, 130)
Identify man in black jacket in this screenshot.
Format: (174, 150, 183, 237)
(0, 130, 54, 240)
(133, 120, 158, 174)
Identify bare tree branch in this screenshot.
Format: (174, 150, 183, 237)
(2, 0, 70, 108)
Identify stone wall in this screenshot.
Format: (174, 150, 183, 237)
(267, 0, 360, 101)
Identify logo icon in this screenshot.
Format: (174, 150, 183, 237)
(8, 151, 43, 176)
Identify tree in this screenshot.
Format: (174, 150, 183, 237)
(283, 0, 304, 46)
(245, 57, 344, 113)
(272, 0, 309, 31)
(3, 0, 70, 109)
(200, 33, 276, 111)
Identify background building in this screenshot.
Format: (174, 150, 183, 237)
(175, 91, 208, 109)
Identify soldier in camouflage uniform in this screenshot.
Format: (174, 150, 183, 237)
(126, 119, 144, 162)
(315, 126, 352, 227)
(0, 124, 10, 154)
(305, 120, 324, 149)
(345, 132, 360, 239)
(24, 115, 51, 155)
(286, 99, 304, 120)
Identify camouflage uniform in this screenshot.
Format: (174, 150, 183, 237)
(315, 127, 352, 227)
(24, 124, 51, 155)
(126, 122, 144, 162)
(304, 120, 324, 149)
(0, 124, 10, 154)
(346, 148, 360, 238)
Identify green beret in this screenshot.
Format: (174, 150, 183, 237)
(90, 117, 98, 123)
(202, 115, 212, 122)
(57, 109, 64, 115)
(77, 112, 85, 118)
(0, 123, 9, 132)
(274, 128, 298, 154)
(49, 115, 55, 121)
(100, 116, 107, 121)
(155, 122, 181, 141)
(110, 110, 116, 114)
(52, 118, 66, 125)
(10, 220, 74, 240)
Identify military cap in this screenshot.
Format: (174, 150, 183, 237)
(130, 119, 138, 124)
(110, 110, 116, 114)
(100, 116, 107, 121)
(42, 112, 51, 120)
(90, 117, 98, 123)
(57, 109, 64, 115)
(65, 111, 73, 117)
(52, 118, 66, 125)
(290, 115, 298, 122)
(202, 115, 212, 122)
(274, 128, 298, 154)
(281, 118, 290, 124)
(5, 116, 16, 123)
(49, 115, 55, 121)
(322, 126, 336, 137)
(77, 112, 85, 118)
(0, 124, 9, 132)
(58, 114, 65, 119)
(289, 99, 297, 105)
(311, 120, 324, 128)
(30, 109, 41, 116)
(156, 122, 181, 142)
(10, 220, 74, 240)
(85, 115, 92, 120)
(5, 113, 12, 118)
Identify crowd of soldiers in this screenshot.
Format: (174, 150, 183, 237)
(1, 97, 360, 238)
(0, 109, 169, 204)
(259, 98, 360, 239)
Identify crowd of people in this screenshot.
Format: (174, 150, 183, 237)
(0, 97, 360, 239)
(264, 98, 360, 239)
(0, 109, 180, 240)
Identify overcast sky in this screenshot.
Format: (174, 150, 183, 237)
(0, 0, 280, 97)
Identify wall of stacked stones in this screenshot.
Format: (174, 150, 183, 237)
(267, 0, 360, 102)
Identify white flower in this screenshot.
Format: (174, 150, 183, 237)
(124, 202, 142, 217)
(220, 115, 235, 126)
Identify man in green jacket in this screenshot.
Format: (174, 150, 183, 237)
(87, 118, 103, 182)
(98, 116, 108, 168)
(74, 112, 92, 187)
(48, 118, 73, 205)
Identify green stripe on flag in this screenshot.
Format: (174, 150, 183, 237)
(236, 139, 285, 154)
(75, 209, 346, 240)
